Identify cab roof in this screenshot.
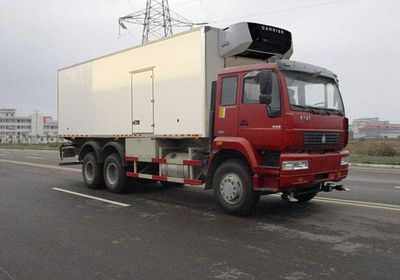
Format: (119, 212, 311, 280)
(219, 60, 338, 82)
(219, 63, 278, 75)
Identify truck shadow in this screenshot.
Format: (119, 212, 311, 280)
(121, 180, 325, 219)
(65, 179, 326, 220)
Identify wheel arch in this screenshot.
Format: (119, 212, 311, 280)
(206, 154, 255, 190)
(100, 141, 125, 166)
(205, 137, 259, 190)
(78, 141, 102, 162)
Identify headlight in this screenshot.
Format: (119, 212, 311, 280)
(341, 155, 350, 166)
(282, 160, 309, 170)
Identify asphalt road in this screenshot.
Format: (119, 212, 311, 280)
(0, 148, 399, 279)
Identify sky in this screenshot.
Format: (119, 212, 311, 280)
(0, 0, 399, 122)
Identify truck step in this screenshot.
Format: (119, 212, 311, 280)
(126, 172, 203, 186)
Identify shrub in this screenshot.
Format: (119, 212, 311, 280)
(367, 142, 397, 157)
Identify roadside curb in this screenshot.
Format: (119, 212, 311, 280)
(350, 163, 400, 169)
(0, 147, 57, 152)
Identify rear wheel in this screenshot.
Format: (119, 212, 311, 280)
(103, 153, 127, 193)
(82, 152, 103, 189)
(213, 159, 258, 216)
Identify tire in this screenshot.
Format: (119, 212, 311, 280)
(82, 152, 103, 189)
(160, 181, 185, 188)
(213, 159, 258, 216)
(103, 153, 127, 193)
(294, 192, 317, 202)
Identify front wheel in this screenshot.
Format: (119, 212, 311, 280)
(213, 159, 258, 216)
(103, 153, 127, 193)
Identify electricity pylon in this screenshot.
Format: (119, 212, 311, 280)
(119, 0, 196, 44)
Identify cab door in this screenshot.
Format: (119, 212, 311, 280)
(214, 75, 240, 137)
(238, 70, 283, 150)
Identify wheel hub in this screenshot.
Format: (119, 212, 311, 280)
(220, 173, 243, 205)
(106, 163, 118, 186)
(85, 161, 95, 182)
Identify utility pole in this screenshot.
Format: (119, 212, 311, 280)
(119, 0, 200, 44)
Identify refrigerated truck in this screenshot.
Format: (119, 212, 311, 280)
(58, 22, 349, 215)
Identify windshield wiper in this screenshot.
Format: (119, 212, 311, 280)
(291, 104, 328, 115)
(321, 108, 344, 116)
(308, 106, 331, 115)
(308, 106, 345, 116)
(291, 104, 313, 112)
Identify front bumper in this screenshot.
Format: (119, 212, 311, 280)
(254, 150, 349, 192)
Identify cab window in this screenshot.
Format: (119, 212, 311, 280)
(243, 72, 281, 116)
(221, 76, 238, 106)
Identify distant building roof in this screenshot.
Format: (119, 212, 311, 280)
(352, 117, 389, 124)
(359, 124, 400, 131)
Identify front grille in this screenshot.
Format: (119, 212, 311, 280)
(304, 131, 339, 148)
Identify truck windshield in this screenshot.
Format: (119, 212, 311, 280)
(283, 71, 344, 115)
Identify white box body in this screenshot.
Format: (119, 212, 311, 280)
(58, 26, 261, 138)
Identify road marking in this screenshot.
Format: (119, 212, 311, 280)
(25, 156, 44, 159)
(271, 194, 400, 211)
(52, 188, 130, 207)
(315, 196, 400, 208)
(0, 159, 80, 172)
(314, 198, 400, 212)
(394, 186, 400, 189)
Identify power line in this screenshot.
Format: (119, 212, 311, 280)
(125, 0, 138, 10)
(171, 0, 199, 7)
(209, 0, 348, 24)
(198, 0, 210, 21)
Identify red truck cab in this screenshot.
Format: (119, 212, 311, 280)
(208, 59, 349, 214)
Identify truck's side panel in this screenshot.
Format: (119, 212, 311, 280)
(58, 28, 211, 137)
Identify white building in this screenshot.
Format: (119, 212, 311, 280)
(350, 117, 400, 139)
(0, 109, 59, 144)
(42, 119, 59, 143)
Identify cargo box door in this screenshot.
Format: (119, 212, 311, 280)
(131, 69, 154, 134)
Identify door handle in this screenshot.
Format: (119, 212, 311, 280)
(239, 120, 249, 126)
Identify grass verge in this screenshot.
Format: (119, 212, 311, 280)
(348, 139, 400, 165)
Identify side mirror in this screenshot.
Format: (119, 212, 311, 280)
(259, 94, 272, 104)
(259, 70, 272, 96)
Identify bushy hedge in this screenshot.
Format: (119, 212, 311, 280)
(366, 142, 397, 157)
